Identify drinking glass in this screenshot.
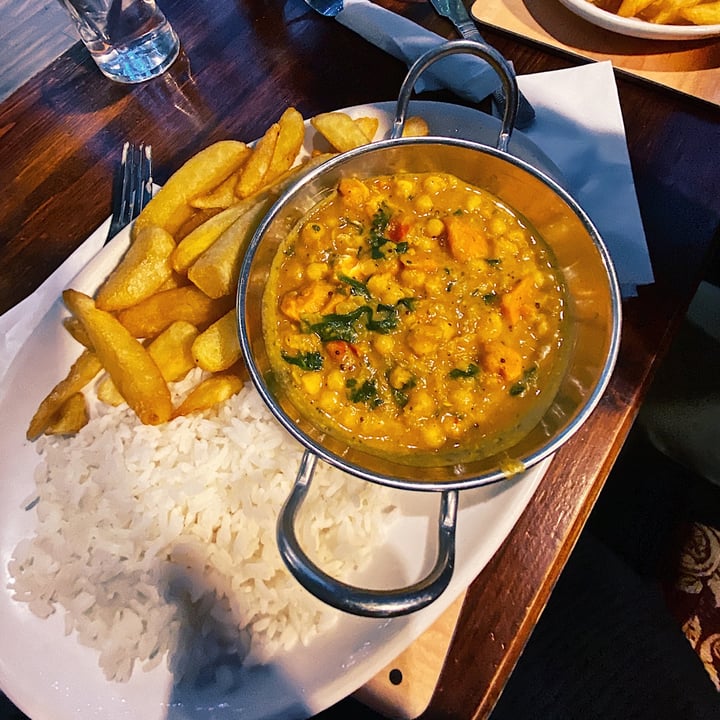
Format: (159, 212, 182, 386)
(57, 0, 180, 84)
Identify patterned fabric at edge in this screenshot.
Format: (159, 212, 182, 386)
(664, 521, 720, 690)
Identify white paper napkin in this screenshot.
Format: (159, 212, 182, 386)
(517, 61, 653, 297)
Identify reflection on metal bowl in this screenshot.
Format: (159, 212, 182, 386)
(237, 41, 622, 618)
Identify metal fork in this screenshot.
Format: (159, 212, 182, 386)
(106, 142, 153, 243)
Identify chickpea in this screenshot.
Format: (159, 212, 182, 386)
(489, 215, 508, 236)
(407, 389, 435, 418)
(420, 420, 446, 449)
(450, 386, 475, 412)
(425, 274, 447, 296)
(306, 262, 328, 281)
(422, 175, 447, 194)
(393, 178, 415, 198)
(425, 217, 445, 237)
(400, 267, 427, 289)
(300, 372, 323, 396)
(367, 273, 406, 305)
(284, 259, 305, 284)
(414, 194, 434, 214)
(327, 369, 346, 392)
(317, 391, 339, 414)
(388, 365, 413, 390)
(444, 414, 468, 440)
(372, 334, 395, 356)
(340, 405, 359, 430)
(334, 231, 362, 252)
(464, 194, 483, 212)
(339, 177, 370, 206)
(408, 328, 439, 357)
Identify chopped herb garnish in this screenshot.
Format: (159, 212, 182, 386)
(338, 274, 371, 299)
(449, 363, 480, 379)
(395, 241, 409, 254)
(387, 373, 416, 408)
(368, 204, 393, 259)
(485, 258, 501, 266)
(366, 304, 400, 334)
(306, 299, 410, 342)
(396, 297, 416, 311)
(509, 366, 538, 396)
(348, 379, 382, 406)
(306, 307, 367, 342)
(281, 351, 324, 371)
(483, 291, 499, 304)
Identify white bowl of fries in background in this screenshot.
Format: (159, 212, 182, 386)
(558, 0, 720, 38)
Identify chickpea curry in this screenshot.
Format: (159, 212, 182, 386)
(263, 172, 568, 462)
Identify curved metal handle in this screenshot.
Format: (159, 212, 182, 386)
(390, 39, 519, 152)
(276, 450, 459, 617)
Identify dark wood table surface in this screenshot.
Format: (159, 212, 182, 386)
(1, 1, 719, 718)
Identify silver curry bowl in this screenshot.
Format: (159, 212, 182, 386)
(236, 41, 622, 618)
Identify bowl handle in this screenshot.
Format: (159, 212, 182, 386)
(390, 39, 519, 153)
(276, 450, 459, 618)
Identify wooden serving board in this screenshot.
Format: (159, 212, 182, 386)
(471, 0, 720, 105)
(354, 590, 467, 719)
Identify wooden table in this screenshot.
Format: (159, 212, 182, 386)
(1, 1, 718, 718)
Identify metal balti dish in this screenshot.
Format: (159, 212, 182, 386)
(237, 41, 622, 617)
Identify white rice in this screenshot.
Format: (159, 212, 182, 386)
(8, 369, 397, 683)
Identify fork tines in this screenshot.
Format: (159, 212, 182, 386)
(106, 141, 153, 244)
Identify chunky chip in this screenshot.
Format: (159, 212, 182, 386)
(26, 349, 102, 440)
(63, 289, 173, 425)
(147, 320, 199, 382)
(191, 309, 241, 373)
(265, 107, 305, 184)
(43, 392, 89, 435)
(116, 286, 234, 338)
(132, 140, 249, 238)
(172, 373, 244, 418)
(311, 112, 375, 152)
(96, 374, 125, 407)
(235, 123, 280, 199)
(95, 225, 176, 311)
(172, 196, 266, 274)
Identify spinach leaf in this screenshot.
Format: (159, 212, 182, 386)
(348, 379, 383, 407)
(387, 374, 416, 408)
(307, 297, 413, 342)
(449, 363, 480, 379)
(306, 307, 368, 342)
(509, 365, 538, 396)
(368, 204, 392, 259)
(338, 274, 371, 300)
(281, 351, 324, 371)
(365, 304, 399, 334)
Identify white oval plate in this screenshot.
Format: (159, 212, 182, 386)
(557, 0, 720, 39)
(0, 101, 557, 720)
